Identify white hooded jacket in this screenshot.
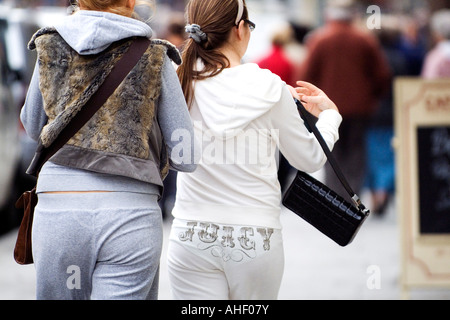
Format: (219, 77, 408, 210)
(172, 63, 342, 229)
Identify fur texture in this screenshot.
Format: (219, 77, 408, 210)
(30, 28, 180, 178)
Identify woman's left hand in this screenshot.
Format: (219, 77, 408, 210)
(294, 81, 339, 118)
(287, 85, 300, 100)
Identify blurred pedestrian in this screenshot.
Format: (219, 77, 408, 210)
(20, 0, 196, 300)
(167, 0, 342, 300)
(421, 9, 450, 79)
(163, 13, 188, 51)
(255, 22, 296, 86)
(366, 25, 408, 215)
(298, 0, 391, 204)
(398, 16, 428, 76)
(286, 22, 312, 82)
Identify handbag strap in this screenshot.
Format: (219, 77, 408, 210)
(295, 98, 370, 215)
(27, 37, 151, 177)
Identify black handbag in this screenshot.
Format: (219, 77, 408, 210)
(282, 99, 370, 247)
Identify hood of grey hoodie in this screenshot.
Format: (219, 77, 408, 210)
(53, 10, 153, 55)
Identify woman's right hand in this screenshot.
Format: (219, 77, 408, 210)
(295, 81, 339, 118)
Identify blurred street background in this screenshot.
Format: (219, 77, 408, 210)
(0, 0, 449, 300)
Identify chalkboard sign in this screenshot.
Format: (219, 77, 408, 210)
(395, 78, 450, 296)
(417, 126, 450, 234)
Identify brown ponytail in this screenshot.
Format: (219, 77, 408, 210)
(177, 0, 249, 108)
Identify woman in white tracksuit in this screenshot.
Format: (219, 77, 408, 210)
(167, 0, 343, 300)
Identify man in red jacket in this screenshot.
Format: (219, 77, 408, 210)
(299, 0, 391, 203)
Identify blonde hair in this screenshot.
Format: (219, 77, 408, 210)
(74, 0, 154, 19)
(271, 23, 294, 47)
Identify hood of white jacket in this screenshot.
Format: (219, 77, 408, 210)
(193, 63, 284, 139)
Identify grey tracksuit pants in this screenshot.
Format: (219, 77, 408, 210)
(32, 192, 163, 300)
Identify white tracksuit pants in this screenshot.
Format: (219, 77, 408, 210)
(167, 218, 285, 300)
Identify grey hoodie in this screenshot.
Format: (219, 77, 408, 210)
(20, 10, 196, 194)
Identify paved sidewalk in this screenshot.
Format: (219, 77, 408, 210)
(1, 194, 450, 300)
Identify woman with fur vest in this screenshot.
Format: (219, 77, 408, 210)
(20, 0, 196, 300)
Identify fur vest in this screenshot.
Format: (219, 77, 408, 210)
(29, 28, 182, 187)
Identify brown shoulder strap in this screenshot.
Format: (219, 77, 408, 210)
(27, 37, 151, 177)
